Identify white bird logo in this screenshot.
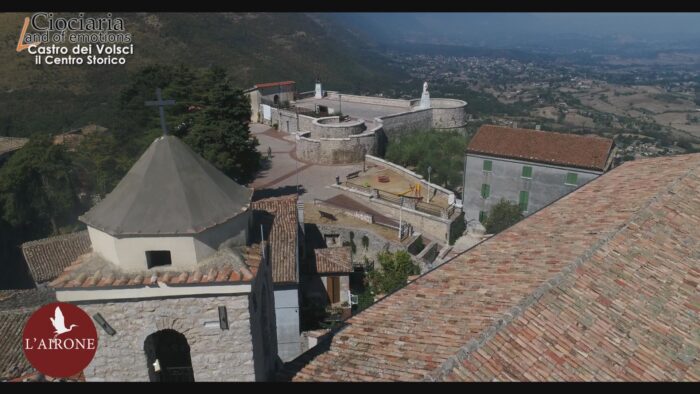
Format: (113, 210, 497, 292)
(49, 306, 78, 337)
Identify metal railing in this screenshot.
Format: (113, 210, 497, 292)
(345, 181, 372, 195)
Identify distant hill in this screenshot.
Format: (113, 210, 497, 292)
(0, 13, 407, 137)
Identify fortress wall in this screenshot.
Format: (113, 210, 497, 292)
(310, 116, 367, 139)
(325, 92, 412, 109)
(430, 99, 468, 130)
(296, 131, 376, 165)
(378, 108, 433, 139)
(278, 109, 299, 133)
(298, 114, 316, 132)
(296, 133, 321, 163)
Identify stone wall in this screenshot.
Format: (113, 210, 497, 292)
(309, 116, 366, 139)
(298, 114, 315, 133)
(430, 99, 468, 130)
(310, 223, 404, 265)
(367, 197, 453, 244)
(296, 132, 376, 165)
(377, 108, 432, 139)
(79, 245, 278, 382)
(313, 199, 374, 224)
(80, 295, 257, 382)
(278, 109, 300, 133)
(325, 92, 412, 109)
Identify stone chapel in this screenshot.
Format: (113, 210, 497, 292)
(48, 135, 279, 381)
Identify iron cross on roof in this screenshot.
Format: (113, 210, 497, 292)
(145, 88, 176, 136)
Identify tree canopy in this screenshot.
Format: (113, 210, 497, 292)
(483, 198, 524, 234)
(118, 65, 261, 184)
(0, 135, 79, 236)
(365, 250, 420, 296)
(384, 130, 468, 192)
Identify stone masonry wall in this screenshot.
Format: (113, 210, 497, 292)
(378, 108, 433, 139)
(368, 197, 452, 244)
(296, 132, 376, 165)
(430, 99, 468, 130)
(309, 117, 366, 139)
(80, 294, 256, 382)
(324, 92, 412, 109)
(312, 223, 405, 264)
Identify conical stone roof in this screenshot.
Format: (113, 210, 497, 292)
(80, 135, 253, 236)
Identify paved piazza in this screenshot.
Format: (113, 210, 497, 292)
(249, 123, 364, 202)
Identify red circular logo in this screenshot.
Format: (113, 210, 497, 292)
(22, 302, 98, 378)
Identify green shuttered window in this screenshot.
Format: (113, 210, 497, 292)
(481, 183, 490, 199)
(483, 160, 492, 172)
(565, 172, 578, 185)
(522, 166, 533, 178)
(519, 190, 529, 212)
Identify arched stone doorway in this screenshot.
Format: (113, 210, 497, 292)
(273, 94, 280, 106)
(144, 329, 195, 382)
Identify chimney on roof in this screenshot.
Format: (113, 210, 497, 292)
(535, 124, 541, 130)
(512, 122, 518, 129)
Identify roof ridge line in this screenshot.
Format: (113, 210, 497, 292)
(426, 160, 700, 382)
(167, 137, 196, 231)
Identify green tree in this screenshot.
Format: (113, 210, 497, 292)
(385, 130, 467, 191)
(483, 198, 524, 234)
(184, 81, 261, 184)
(0, 135, 78, 235)
(365, 250, 419, 296)
(72, 133, 133, 199)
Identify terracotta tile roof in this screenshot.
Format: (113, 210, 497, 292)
(49, 244, 262, 289)
(254, 81, 295, 89)
(0, 288, 55, 311)
(467, 125, 615, 171)
(252, 195, 299, 284)
(0, 309, 35, 380)
(313, 247, 353, 274)
(291, 153, 700, 381)
(21, 231, 91, 283)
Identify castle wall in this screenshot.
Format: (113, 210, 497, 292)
(377, 108, 433, 139)
(309, 117, 366, 139)
(296, 131, 376, 165)
(430, 99, 468, 130)
(324, 92, 412, 109)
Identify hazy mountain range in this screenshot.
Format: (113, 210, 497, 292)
(328, 13, 700, 52)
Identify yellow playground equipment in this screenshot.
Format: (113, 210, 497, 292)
(398, 183, 422, 198)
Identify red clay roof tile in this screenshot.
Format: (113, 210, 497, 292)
(291, 153, 700, 382)
(467, 125, 614, 171)
(251, 195, 299, 284)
